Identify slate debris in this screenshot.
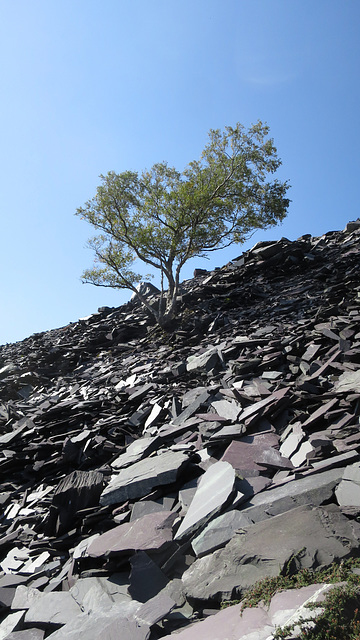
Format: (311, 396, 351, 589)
(0, 220, 360, 638)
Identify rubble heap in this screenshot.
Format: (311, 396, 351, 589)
(0, 220, 360, 639)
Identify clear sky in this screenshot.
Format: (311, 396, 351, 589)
(1, 0, 359, 345)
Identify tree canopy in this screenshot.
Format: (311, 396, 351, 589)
(76, 121, 290, 327)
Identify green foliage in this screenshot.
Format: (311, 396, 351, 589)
(274, 583, 360, 640)
(77, 121, 290, 327)
(236, 558, 360, 612)
(221, 559, 360, 640)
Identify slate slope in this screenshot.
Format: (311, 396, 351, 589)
(0, 220, 359, 638)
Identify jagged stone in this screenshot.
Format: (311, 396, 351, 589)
(111, 436, 160, 470)
(128, 551, 169, 602)
(44, 602, 150, 640)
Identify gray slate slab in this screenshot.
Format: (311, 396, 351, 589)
(182, 504, 360, 602)
(335, 462, 360, 506)
(45, 603, 150, 640)
(186, 349, 219, 373)
(238, 465, 345, 522)
(175, 462, 236, 540)
(129, 551, 169, 602)
(0, 611, 24, 639)
(191, 509, 252, 557)
(23, 590, 82, 626)
(333, 369, 360, 393)
(100, 450, 189, 505)
(111, 436, 160, 470)
(210, 399, 241, 422)
(6, 630, 44, 640)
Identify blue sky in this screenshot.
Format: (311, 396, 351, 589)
(1, 0, 359, 345)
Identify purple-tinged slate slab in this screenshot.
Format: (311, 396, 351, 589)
(221, 437, 280, 478)
(238, 387, 289, 422)
(160, 582, 335, 640)
(255, 447, 293, 470)
(87, 510, 177, 557)
(100, 450, 189, 506)
(175, 462, 236, 540)
(302, 398, 338, 428)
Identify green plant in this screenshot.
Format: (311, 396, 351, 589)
(232, 559, 360, 612)
(77, 121, 290, 328)
(221, 559, 360, 640)
(274, 583, 360, 640)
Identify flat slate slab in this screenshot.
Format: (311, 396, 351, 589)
(238, 465, 345, 521)
(87, 510, 177, 557)
(182, 504, 360, 602)
(45, 603, 150, 640)
(191, 509, 252, 557)
(22, 590, 82, 626)
(100, 450, 189, 505)
(175, 462, 236, 540)
(111, 436, 160, 470)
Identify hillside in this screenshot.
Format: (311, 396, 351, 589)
(0, 219, 360, 639)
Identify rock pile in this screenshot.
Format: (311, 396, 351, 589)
(0, 220, 360, 639)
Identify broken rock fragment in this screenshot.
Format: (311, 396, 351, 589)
(100, 450, 190, 505)
(175, 461, 236, 540)
(87, 510, 177, 558)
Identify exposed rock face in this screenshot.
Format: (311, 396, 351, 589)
(0, 220, 360, 638)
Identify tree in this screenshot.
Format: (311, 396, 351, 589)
(76, 121, 290, 328)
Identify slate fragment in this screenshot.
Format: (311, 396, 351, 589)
(239, 466, 345, 521)
(191, 509, 252, 557)
(100, 450, 189, 505)
(87, 510, 177, 558)
(175, 462, 236, 540)
(128, 551, 169, 602)
(45, 604, 150, 640)
(21, 589, 82, 626)
(51, 470, 104, 534)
